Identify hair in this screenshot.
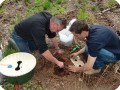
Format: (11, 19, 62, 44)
(70, 20, 89, 34)
(51, 16, 67, 28)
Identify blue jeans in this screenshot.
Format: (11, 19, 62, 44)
(11, 30, 37, 53)
(84, 46, 118, 69)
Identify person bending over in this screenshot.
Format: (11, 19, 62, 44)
(11, 11, 67, 68)
(68, 20, 120, 73)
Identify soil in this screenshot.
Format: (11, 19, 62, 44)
(0, 0, 120, 90)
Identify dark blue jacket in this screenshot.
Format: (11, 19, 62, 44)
(87, 25, 120, 59)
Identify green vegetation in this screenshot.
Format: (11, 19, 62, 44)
(91, 5, 97, 11)
(0, 8, 4, 14)
(108, 0, 116, 8)
(3, 82, 43, 90)
(103, 0, 117, 8)
(90, 0, 96, 2)
(77, 0, 96, 24)
(42, 0, 51, 10)
(3, 83, 14, 90)
(56, 0, 63, 4)
(11, 0, 66, 23)
(49, 4, 65, 15)
(87, 12, 96, 24)
(77, 8, 88, 20)
(3, 44, 18, 57)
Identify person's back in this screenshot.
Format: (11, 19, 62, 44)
(88, 25, 120, 59)
(14, 12, 52, 40)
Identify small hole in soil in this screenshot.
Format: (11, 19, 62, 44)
(79, 65, 81, 67)
(74, 59, 77, 61)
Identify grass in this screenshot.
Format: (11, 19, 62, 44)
(3, 44, 18, 57)
(42, 0, 50, 10)
(3, 82, 43, 90)
(9, 0, 66, 25)
(77, 8, 88, 20)
(91, 5, 97, 11)
(108, 0, 117, 8)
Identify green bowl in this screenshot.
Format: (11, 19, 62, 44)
(6, 69, 34, 84)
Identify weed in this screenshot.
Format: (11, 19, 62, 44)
(77, 8, 88, 20)
(108, 0, 116, 8)
(103, 0, 117, 8)
(3, 82, 14, 90)
(87, 13, 96, 24)
(37, 85, 43, 90)
(56, 0, 62, 4)
(3, 44, 17, 57)
(24, 0, 31, 6)
(91, 5, 97, 11)
(49, 4, 65, 15)
(42, 0, 50, 10)
(23, 83, 31, 89)
(90, 0, 96, 2)
(0, 8, 3, 14)
(13, 14, 23, 23)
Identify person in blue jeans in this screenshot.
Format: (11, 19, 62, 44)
(11, 11, 67, 68)
(68, 20, 120, 73)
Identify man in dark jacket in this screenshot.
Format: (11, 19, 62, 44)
(12, 11, 67, 68)
(68, 20, 120, 73)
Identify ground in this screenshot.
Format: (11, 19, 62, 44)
(0, 0, 120, 90)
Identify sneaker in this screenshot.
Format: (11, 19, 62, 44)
(84, 68, 101, 75)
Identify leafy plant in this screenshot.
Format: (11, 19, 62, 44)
(3, 83, 14, 90)
(37, 85, 43, 90)
(48, 0, 52, 2)
(24, 0, 31, 6)
(11, 14, 24, 24)
(49, 3, 65, 15)
(42, 0, 51, 10)
(91, 5, 97, 11)
(23, 83, 31, 89)
(90, 0, 96, 2)
(3, 44, 18, 57)
(77, 8, 88, 20)
(0, 8, 3, 14)
(56, 0, 62, 4)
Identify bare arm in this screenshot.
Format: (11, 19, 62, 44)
(51, 36, 60, 49)
(77, 46, 86, 54)
(71, 46, 86, 58)
(42, 50, 64, 68)
(51, 36, 64, 54)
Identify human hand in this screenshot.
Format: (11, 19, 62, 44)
(70, 52, 78, 58)
(56, 61, 64, 68)
(68, 65, 80, 72)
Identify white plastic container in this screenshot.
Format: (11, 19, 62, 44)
(0, 85, 4, 90)
(116, 85, 120, 90)
(58, 18, 76, 46)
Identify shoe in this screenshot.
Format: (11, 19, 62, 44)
(114, 62, 120, 73)
(84, 68, 101, 75)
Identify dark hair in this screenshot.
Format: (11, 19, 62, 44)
(52, 16, 67, 28)
(70, 20, 89, 34)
